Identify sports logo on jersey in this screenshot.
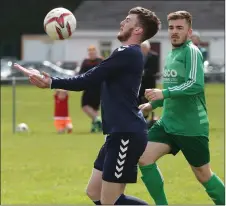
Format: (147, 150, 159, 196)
(118, 45, 129, 52)
(163, 69, 178, 84)
(164, 69, 177, 78)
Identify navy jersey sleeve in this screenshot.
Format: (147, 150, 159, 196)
(51, 48, 137, 91)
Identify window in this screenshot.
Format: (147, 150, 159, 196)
(99, 41, 112, 59)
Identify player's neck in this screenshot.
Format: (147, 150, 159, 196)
(121, 38, 140, 46)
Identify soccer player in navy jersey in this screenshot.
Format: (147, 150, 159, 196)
(14, 7, 161, 205)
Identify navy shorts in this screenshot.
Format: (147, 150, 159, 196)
(81, 90, 101, 110)
(94, 132, 148, 183)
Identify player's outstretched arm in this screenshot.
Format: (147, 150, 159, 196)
(14, 50, 133, 91)
(50, 49, 136, 91)
(162, 47, 204, 99)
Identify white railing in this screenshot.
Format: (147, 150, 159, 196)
(1, 76, 29, 81)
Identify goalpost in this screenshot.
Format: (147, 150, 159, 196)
(12, 77, 16, 133)
(2, 76, 29, 133)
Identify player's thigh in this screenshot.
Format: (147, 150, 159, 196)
(101, 180, 126, 205)
(87, 139, 108, 199)
(88, 92, 101, 110)
(81, 91, 90, 107)
(81, 90, 100, 110)
(94, 140, 108, 172)
(86, 168, 103, 200)
(175, 135, 210, 167)
(102, 132, 147, 184)
(139, 122, 176, 165)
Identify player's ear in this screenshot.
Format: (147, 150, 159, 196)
(188, 28, 193, 38)
(134, 27, 143, 35)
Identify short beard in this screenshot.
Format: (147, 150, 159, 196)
(171, 36, 188, 48)
(117, 28, 133, 42)
(172, 42, 185, 48)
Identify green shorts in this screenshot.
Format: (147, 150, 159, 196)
(148, 123, 210, 167)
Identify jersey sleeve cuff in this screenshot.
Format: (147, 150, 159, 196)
(50, 77, 54, 89)
(149, 101, 158, 110)
(162, 89, 170, 99)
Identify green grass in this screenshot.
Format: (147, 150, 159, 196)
(1, 84, 225, 204)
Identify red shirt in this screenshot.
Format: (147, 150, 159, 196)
(54, 94, 69, 118)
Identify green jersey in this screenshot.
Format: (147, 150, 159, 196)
(151, 40, 209, 137)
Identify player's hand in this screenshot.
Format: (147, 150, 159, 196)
(14, 63, 51, 89)
(29, 72, 51, 89)
(138, 103, 152, 116)
(14, 63, 42, 77)
(145, 89, 164, 101)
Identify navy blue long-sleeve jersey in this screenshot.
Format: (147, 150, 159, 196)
(51, 45, 147, 134)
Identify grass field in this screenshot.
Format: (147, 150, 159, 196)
(1, 84, 225, 204)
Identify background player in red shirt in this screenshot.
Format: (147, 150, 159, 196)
(54, 89, 73, 134)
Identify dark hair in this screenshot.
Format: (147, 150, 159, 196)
(167, 11, 192, 27)
(129, 7, 161, 42)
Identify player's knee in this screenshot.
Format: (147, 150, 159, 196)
(191, 163, 213, 183)
(139, 144, 155, 166)
(139, 155, 155, 166)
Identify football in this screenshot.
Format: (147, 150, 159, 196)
(44, 7, 77, 40)
(16, 123, 29, 132)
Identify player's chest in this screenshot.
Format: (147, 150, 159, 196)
(163, 52, 186, 84)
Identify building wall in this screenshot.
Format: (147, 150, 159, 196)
(74, 1, 225, 30)
(22, 29, 225, 71)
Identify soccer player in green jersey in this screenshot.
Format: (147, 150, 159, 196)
(138, 11, 225, 205)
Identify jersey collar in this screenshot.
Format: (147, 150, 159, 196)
(172, 40, 192, 50)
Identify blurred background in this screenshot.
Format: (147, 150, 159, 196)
(1, 0, 225, 83)
(1, 0, 225, 205)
